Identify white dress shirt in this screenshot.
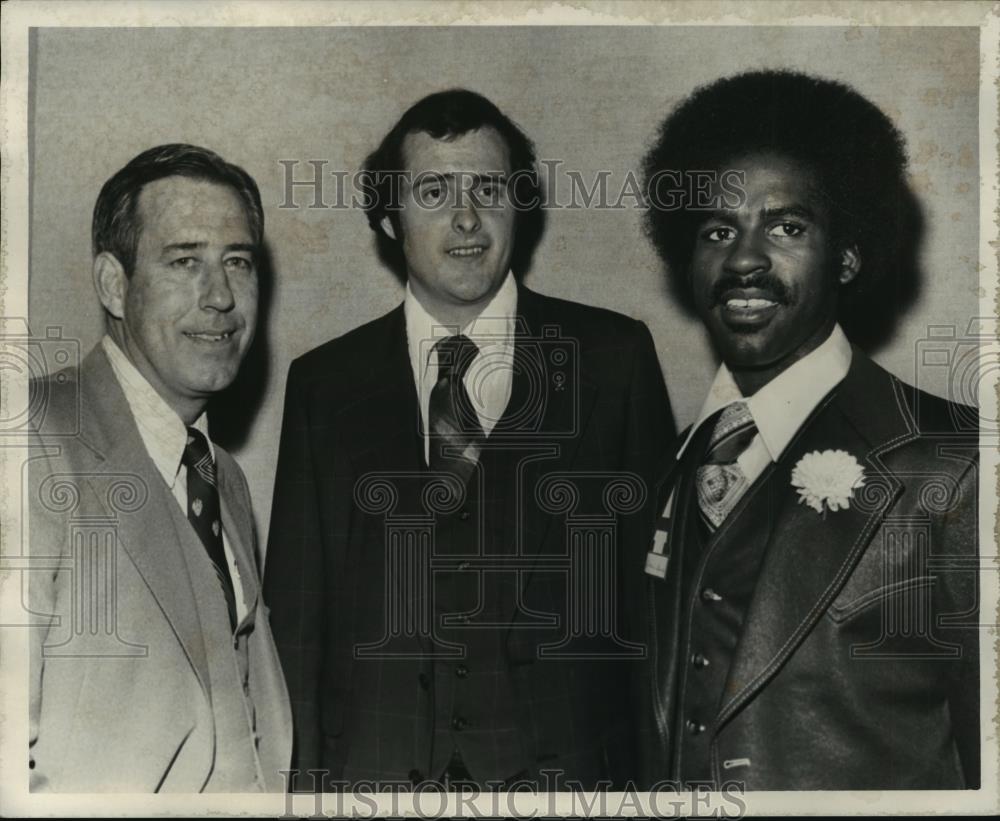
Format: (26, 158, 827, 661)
(102, 335, 248, 625)
(404, 271, 518, 465)
(677, 324, 853, 487)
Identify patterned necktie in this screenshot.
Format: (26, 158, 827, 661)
(428, 335, 485, 493)
(695, 402, 758, 531)
(183, 427, 238, 632)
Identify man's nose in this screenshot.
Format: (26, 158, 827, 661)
(452, 197, 481, 234)
(200, 261, 236, 312)
(724, 232, 770, 276)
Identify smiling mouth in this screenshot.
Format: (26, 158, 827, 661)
(184, 331, 236, 343)
(448, 246, 486, 258)
(725, 297, 778, 310)
(718, 289, 782, 327)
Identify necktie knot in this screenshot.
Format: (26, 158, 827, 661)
(434, 334, 478, 383)
(183, 427, 217, 487)
(705, 402, 757, 464)
(696, 401, 758, 531)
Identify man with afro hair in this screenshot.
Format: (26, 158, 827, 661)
(632, 70, 979, 790)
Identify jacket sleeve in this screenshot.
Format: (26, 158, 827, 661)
(262, 360, 327, 785)
(935, 449, 980, 788)
(26, 444, 69, 792)
(625, 319, 676, 480)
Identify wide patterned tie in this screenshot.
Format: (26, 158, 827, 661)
(183, 427, 238, 632)
(695, 402, 758, 531)
(428, 335, 485, 494)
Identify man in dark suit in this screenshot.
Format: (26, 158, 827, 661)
(27, 144, 291, 791)
(264, 89, 674, 790)
(634, 70, 980, 790)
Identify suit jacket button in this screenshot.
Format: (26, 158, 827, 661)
(701, 587, 723, 602)
(452, 715, 468, 731)
(685, 719, 706, 735)
(691, 653, 709, 669)
(409, 769, 423, 785)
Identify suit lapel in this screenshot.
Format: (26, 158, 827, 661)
(510, 287, 599, 559)
(646, 422, 712, 764)
(216, 455, 259, 625)
(78, 346, 210, 691)
(716, 353, 916, 729)
(336, 305, 424, 476)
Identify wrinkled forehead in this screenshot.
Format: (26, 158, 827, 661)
(135, 176, 253, 242)
(399, 126, 512, 178)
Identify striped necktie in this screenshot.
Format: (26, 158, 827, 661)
(695, 402, 758, 531)
(183, 427, 238, 632)
(428, 335, 484, 496)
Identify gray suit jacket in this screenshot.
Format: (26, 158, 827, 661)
(27, 344, 292, 791)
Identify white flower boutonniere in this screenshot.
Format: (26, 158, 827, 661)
(791, 449, 866, 514)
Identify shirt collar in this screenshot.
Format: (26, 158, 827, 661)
(677, 324, 852, 462)
(102, 335, 210, 488)
(404, 270, 517, 383)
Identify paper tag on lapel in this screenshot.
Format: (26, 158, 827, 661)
(645, 550, 669, 578)
(645, 489, 676, 578)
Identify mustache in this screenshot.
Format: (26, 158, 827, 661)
(711, 274, 792, 307)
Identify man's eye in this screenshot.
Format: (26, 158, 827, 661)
(701, 226, 735, 242)
(420, 184, 445, 204)
(170, 257, 198, 269)
(225, 256, 254, 272)
(768, 221, 805, 237)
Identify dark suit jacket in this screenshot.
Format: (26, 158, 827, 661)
(630, 349, 979, 790)
(264, 285, 673, 788)
(27, 345, 292, 791)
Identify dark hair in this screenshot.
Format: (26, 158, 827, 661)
(362, 89, 543, 277)
(92, 143, 264, 275)
(642, 70, 919, 345)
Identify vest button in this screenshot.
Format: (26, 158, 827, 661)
(691, 653, 710, 669)
(408, 769, 423, 785)
(455, 664, 469, 679)
(452, 715, 468, 731)
(459, 510, 470, 521)
(418, 673, 430, 690)
(701, 587, 723, 602)
(685, 719, 706, 735)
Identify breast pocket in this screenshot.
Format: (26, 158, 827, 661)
(826, 575, 937, 625)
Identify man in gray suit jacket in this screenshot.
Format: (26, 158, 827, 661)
(27, 144, 291, 791)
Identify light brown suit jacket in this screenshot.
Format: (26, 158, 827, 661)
(27, 345, 291, 792)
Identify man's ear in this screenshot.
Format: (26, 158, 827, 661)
(379, 215, 398, 241)
(839, 246, 861, 285)
(93, 252, 128, 319)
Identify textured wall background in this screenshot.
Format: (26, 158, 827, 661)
(28, 26, 980, 540)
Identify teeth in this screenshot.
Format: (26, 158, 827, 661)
(449, 247, 484, 257)
(726, 298, 777, 309)
(186, 331, 233, 341)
